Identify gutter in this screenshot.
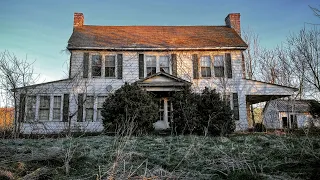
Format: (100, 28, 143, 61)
(67, 46, 248, 51)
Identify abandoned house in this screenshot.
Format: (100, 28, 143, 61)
(263, 99, 320, 129)
(13, 12, 297, 134)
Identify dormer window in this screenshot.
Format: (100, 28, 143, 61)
(92, 55, 102, 77)
(146, 56, 157, 76)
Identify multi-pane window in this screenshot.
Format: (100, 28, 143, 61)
(53, 96, 61, 121)
(105, 55, 116, 77)
(85, 96, 94, 121)
(201, 56, 211, 77)
(214, 55, 224, 77)
(39, 96, 50, 121)
(146, 56, 157, 76)
(97, 96, 106, 121)
(159, 56, 170, 73)
(26, 96, 36, 121)
(92, 55, 102, 77)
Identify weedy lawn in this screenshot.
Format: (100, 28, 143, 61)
(0, 133, 320, 179)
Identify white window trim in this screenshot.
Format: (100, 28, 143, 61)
(144, 54, 172, 77)
(89, 53, 118, 79)
(25, 94, 64, 122)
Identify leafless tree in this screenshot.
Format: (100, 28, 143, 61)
(242, 28, 261, 80)
(285, 27, 320, 100)
(0, 51, 37, 136)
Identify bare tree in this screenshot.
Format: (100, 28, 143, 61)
(242, 28, 261, 80)
(0, 51, 37, 136)
(285, 27, 320, 100)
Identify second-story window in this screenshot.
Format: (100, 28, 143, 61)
(214, 55, 224, 77)
(146, 56, 156, 76)
(201, 56, 211, 77)
(160, 56, 170, 73)
(105, 55, 116, 77)
(92, 55, 102, 77)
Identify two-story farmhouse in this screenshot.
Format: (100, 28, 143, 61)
(13, 13, 297, 134)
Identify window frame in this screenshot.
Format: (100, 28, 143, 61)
(52, 96, 62, 121)
(84, 96, 94, 121)
(91, 55, 102, 77)
(200, 56, 212, 78)
(105, 55, 116, 78)
(214, 55, 225, 78)
(144, 54, 172, 77)
(26, 95, 37, 121)
(39, 95, 50, 121)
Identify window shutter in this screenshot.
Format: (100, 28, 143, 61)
(139, 54, 144, 79)
(171, 54, 177, 76)
(18, 94, 26, 123)
(192, 54, 199, 79)
(225, 53, 232, 78)
(62, 94, 69, 122)
(83, 52, 89, 78)
(117, 54, 123, 79)
(233, 93, 239, 120)
(77, 94, 83, 122)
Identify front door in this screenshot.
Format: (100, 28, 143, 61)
(154, 97, 173, 130)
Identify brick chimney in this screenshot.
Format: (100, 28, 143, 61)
(74, 12, 84, 27)
(225, 13, 241, 36)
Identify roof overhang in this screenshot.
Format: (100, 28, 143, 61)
(67, 46, 248, 51)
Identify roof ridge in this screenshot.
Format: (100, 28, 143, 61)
(81, 25, 229, 27)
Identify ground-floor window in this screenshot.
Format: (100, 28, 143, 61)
(24, 95, 64, 121)
(85, 96, 94, 121)
(39, 96, 50, 121)
(53, 96, 62, 121)
(26, 96, 36, 121)
(97, 96, 106, 121)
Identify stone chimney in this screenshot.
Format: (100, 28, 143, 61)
(74, 12, 84, 27)
(225, 13, 241, 36)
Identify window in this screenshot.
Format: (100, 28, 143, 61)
(85, 96, 94, 121)
(282, 117, 288, 128)
(146, 56, 156, 76)
(233, 93, 239, 120)
(201, 56, 211, 77)
(39, 96, 50, 121)
(26, 96, 36, 120)
(97, 96, 106, 121)
(214, 55, 224, 77)
(92, 55, 102, 77)
(105, 55, 115, 77)
(160, 56, 170, 73)
(53, 96, 61, 121)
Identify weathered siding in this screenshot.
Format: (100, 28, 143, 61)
(16, 50, 296, 134)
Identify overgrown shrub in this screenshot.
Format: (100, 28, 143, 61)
(254, 123, 266, 132)
(172, 87, 234, 136)
(101, 83, 158, 135)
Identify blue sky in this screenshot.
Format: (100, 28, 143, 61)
(0, 0, 319, 83)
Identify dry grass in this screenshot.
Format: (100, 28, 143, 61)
(0, 133, 319, 179)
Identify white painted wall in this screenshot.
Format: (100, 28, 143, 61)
(16, 50, 296, 134)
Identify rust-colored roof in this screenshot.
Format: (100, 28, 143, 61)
(67, 25, 248, 50)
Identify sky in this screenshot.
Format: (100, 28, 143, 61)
(0, 0, 319, 83)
